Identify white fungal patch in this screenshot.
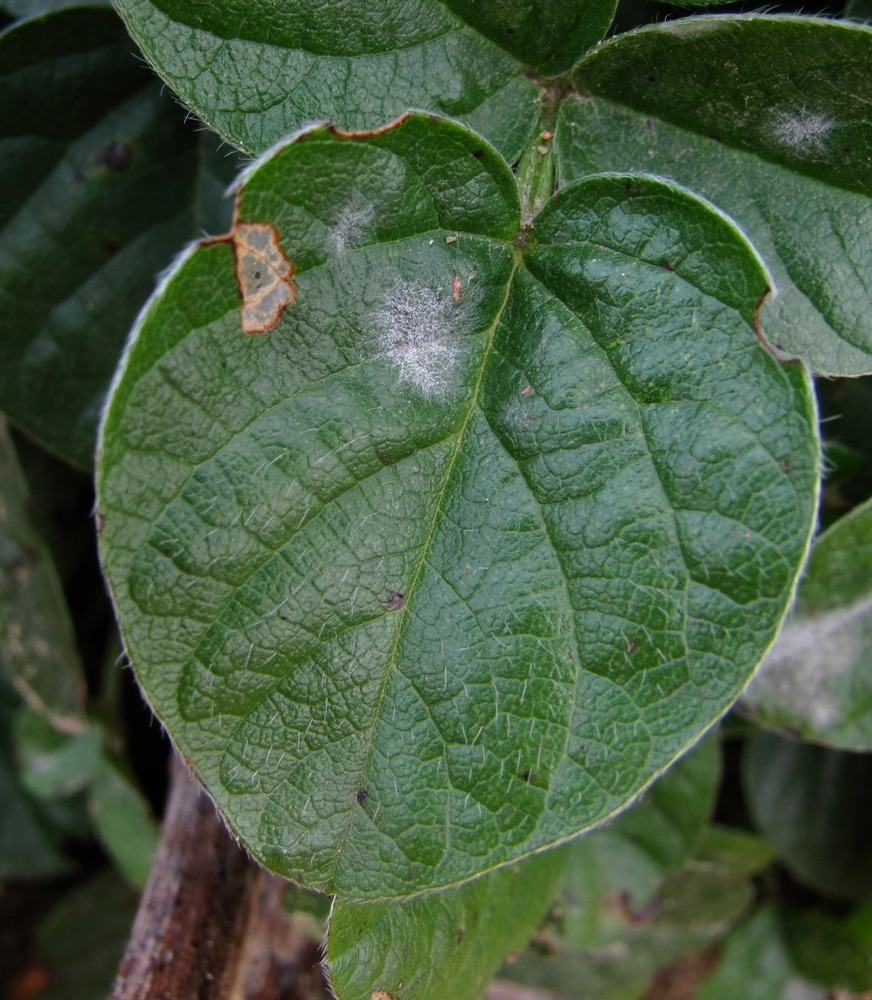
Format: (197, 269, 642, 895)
(745, 593, 872, 731)
(374, 281, 461, 398)
(330, 203, 374, 255)
(769, 108, 837, 155)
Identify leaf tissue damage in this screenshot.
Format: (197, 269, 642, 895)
(206, 197, 296, 334)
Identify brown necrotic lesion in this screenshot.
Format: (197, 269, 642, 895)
(232, 221, 296, 334)
(203, 204, 297, 335)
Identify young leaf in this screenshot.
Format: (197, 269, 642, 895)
(112, 0, 615, 162)
(743, 731, 872, 902)
(0, 419, 86, 729)
(564, 16, 872, 376)
(743, 497, 872, 750)
(89, 754, 159, 889)
(97, 114, 818, 899)
(326, 849, 565, 1000)
(0, 8, 239, 468)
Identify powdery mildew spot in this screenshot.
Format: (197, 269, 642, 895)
(330, 203, 374, 255)
(769, 108, 837, 155)
(745, 593, 872, 731)
(374, 281, 461, 398)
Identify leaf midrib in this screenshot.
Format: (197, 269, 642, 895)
(327, 249, 523, 880)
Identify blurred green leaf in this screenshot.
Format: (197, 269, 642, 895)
(696, 907, 825, 1000)
(0, 8, 240, 467)
(0, 670, 74, 879)
(34, 869, 139, 1000)
(744, 497, 872, 750)
(0, 419, 85, 728)
(563, 16, 872, 376)
(743, 731, 872, 901)
(693, 825, 775, 879)
(14, 709, 102, 798)
(781, 907, 872, 993)
(89, 754, 158, 889)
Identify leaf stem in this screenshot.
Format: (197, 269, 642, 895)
(516, 74, 572, 224)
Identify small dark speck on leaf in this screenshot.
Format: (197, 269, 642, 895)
(95, 139, 133, 172)
(658, 260, 674, 272)
(385, 591, 405, 610)
(472, 149, 483, 159)
(627, 639, 636, 654)
(644, 118, 655, 130)
(522, 770, 531, 783)
(457, 928, 464, 945)
(708, 135, 723, 144)
(356, 788, 369, 804)
(646, 75, 657, 85)
(506, 26, 515, 34)
(781, 457, 792, 473)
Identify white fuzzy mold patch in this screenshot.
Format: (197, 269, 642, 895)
(769, 108, 837, 155)
(745, 593, 872, 732)
(374, 280, 461, 398)
(330, 203, 374, 255)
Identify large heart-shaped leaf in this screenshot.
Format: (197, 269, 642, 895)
(112, 0, 616, 162)
(97, 114, 818, 899)
(0, 8, 239, 468)
(564, 16, 872, 376)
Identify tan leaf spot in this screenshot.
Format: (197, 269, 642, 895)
(232, 222, 296, 334)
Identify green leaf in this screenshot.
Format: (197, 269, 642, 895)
(14, 709, 102, 799)
(111, 0, 617, 162)
(0, 419, 86, 728)
(564, 16, 872, 376)
(327, 849, 565, 1000)
(696, 907, 824, 1000)
(97, 114, 818, 899)
(743, 731, 872, 902)
(0, 669, 74, 878)
(693, 825, 775, 879)
(504, 861, 751, 1000)
(35, 869, 140, 1000)
(89, 754, 159, 889)
(0, 8, 240, 468)
(743, 497, 872, 750)
(781, 907, 872, 993)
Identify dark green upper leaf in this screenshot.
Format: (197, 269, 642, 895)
(0, 8, 239, 467)
(565, 16, 872, 376)
(112, 0, 615, 162)
(97, 114, 818, 899)
(744, 497, 872, 751)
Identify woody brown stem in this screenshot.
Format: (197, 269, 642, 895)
(109, 752, 263, 1000)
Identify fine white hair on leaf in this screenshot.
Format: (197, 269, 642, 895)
(330, 203, 374, 255)
(769, 107, 837, 155)
(374, 280, 461, 398)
